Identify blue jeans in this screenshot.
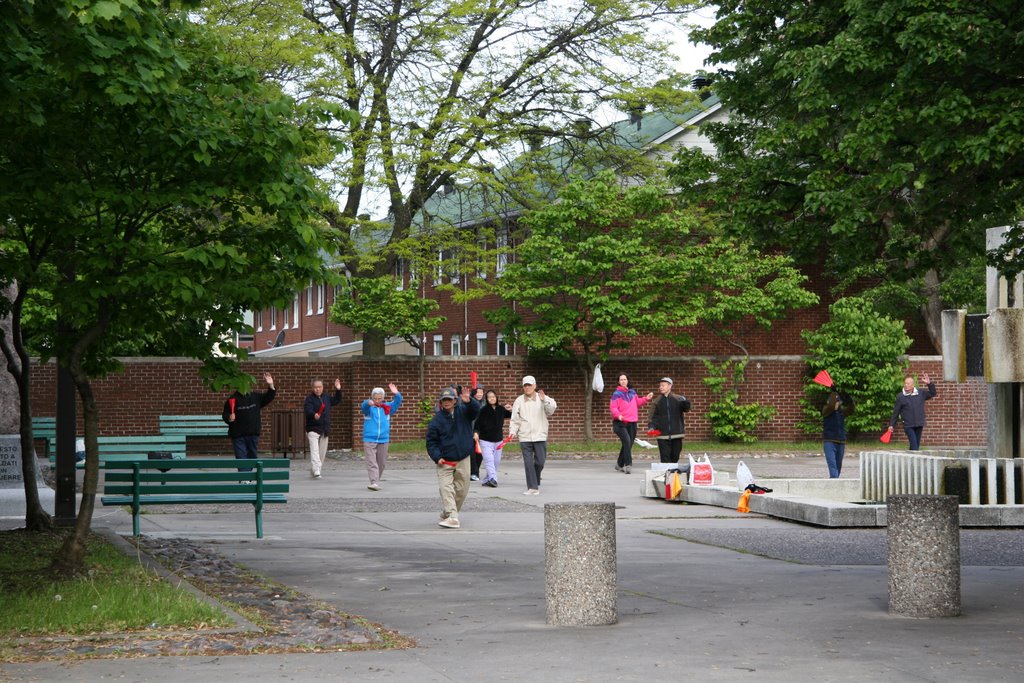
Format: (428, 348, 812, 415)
(823, 441, 845, 478)
(232, 435, 259, 472)
(904, 426, 923, 451)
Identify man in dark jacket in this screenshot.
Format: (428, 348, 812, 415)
(223, 372, 276, 472)
(647, 377, 692, 464)
(822, 390, 854, 478)
(886, 373, 937, 450)
(304, 378, 342, 479)
(426, 386, 480, 529)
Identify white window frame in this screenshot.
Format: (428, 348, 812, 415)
(476, 332, 487, 356)
(433, 250, 443, 286)
(306, 282, 314, 315)
(432, 334, 443, 356)
(255, 310, 263, 332)
(496, 333, 508, 356)
(395, 258, 405, 290)
(496, 229, 508, 276)
(270, 307, 277, 330)
(450, 334, 462, 356)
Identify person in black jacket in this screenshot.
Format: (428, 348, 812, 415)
(646, 377, 691, 464)
(475, 390, 512, 488)
(303, 378, 342, 479)
(886, 373, 937, 450)
(822, 390, 854, 478)
(426, 386, 480, 529)
(223, 372, 276, 472)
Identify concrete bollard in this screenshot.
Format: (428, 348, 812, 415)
(544, 502, 617, 626)
(887, 494, 961, 618)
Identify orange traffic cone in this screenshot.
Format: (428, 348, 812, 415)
(737, 489, 751, 513)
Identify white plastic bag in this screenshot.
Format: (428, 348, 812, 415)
(688, 453, 715, 486)
(736, 460, 754, 491)
(592, 363, 604, 393)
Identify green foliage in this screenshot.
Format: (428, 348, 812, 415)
(486, 171, 817, 359)
(0, 0, 350, 390)
(799, 298, 912, 435)
(701, 358, 776, 443)
(329, 275, 444, 353)
(681, 0, 1018, 348)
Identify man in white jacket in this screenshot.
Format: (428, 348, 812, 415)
(509, 375, 557, 495)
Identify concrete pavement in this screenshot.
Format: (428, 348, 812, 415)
(4, 453, 1024, 682)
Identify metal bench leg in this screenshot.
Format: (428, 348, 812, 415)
(255, 509, 263, 539)
(132, 506, 141, 537)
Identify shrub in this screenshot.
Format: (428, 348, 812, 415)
(702, 358, 776, 443)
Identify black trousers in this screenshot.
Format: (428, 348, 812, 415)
(657, 437, 683, 464)
(613, 421, 637, 467)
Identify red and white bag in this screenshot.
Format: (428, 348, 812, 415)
(688, 454, 715, 486)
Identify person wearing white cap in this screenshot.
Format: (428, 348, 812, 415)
(646, 377, 691, 464)
(509, 375, 557, 494)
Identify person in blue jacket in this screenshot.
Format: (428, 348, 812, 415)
(361, 383, 401, 491)
(821, 390, 854, 478)
(426, 386, 480, 529)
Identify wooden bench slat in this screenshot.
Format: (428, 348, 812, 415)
(103, 484, 289, 496)
(102, 494, 287, 505)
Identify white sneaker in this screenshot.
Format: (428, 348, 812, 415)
(367, 483, 381, 491)
(523, 489, 539, 495)
(312, 472, 321, 479)
(438, 517, 460, 529)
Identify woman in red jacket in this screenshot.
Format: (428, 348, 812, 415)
(609, 373, 653, 474)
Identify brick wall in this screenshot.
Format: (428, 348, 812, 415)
(28, 356, 985, 451)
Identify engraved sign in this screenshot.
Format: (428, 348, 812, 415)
(0, 435, 23, 489)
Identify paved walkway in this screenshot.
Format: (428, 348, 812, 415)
(4, 453, 1024, 682)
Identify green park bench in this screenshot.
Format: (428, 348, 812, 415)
(158, 414, 229, 438)
(101, 458, 290, 538)
(47, 434, 188, 469)
(31, 416, 56, 459)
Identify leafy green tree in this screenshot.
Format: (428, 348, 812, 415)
(486, 172, 817, 439)
(678, 0, 1024, 351)
(800, 298, 912, 436)
(0, 0, 344, 572)
(199, 0, 703, 354)
(330, 275, 445, 355)
(701, 359, 776, 443)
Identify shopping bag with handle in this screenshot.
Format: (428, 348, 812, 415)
(688, 454, 715, 486)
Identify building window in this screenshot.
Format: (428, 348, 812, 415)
(255, 310, 263, 332)
(306, 283, 313, 315)
(293, 294, 300, 328)
(450, 334, 462, 356)
(282, 305, 290, 330)
(476, 332, 487, 356)
(433, 250, 444, 286)
(496, 229, 508, 276)
(433, 335, 443, 356)
(270, 307, 277, 330)
(449, 252, 460, 285)
(316, 283, 324, 314)
(477, 235, 488, 279)
(496, 333, 508, 356)
(395, 258, 405, 290)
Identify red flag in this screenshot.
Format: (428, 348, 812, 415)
(495, 435, 514, 450)
(470, 371, 478, 389)
(880, 429, 892, 444)
(646, 429, 661, 437)
(229, 398, 236, 413)
(812, 370, 834, 388)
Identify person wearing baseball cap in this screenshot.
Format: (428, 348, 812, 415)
(646, 377, 691, 464)
(509, 374, 557, 495)
(426, 385, 481, 528)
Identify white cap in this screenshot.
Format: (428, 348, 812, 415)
(522, 375, 536, 385)
(659, 377, 673, 385)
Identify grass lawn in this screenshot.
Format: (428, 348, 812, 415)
(0, 529, 231, 637)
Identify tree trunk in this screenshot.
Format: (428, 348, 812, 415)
(581, 359, 595, 441)
(920, 268, 944, 355)
(362, 330, 386, 357)
(51, 363, 99, 576)
(0, 282, 52, 531)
